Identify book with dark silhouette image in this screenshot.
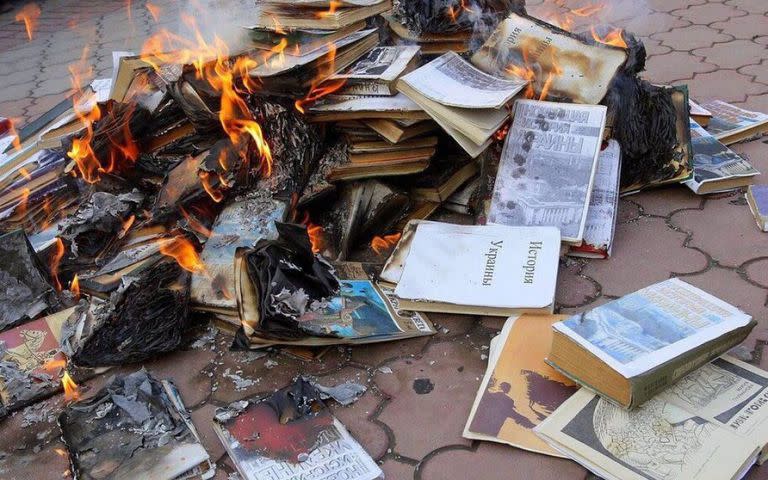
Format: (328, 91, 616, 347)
(463, 314, 577, 456)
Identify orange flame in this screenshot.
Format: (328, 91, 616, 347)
(7, 119, 22, 152)
(295, 43, 347, 113)
(15, 3, 41, 41)
(62, 371, 80, 402)
(299, 212, 325, 253)
(571, 3, 604, 17)
(119, 214, 136, 238)
(146, 2, 161, 22)
(371, 233, 402, 255)
(70, 275, 80, 300)
(269, 15, 286, 35)
(198, 171, 225, 203)
(316, 1, 341, 19)
(159, 236, 205, 273)
(590, 26, 628, 48)
(53, 448, 67, 458)
(42, 358, 66, 371)
(50, 237, 65, 292)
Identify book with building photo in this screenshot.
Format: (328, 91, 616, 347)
(333, 45, 421, 95)
(702, 100, 768, 145)
(689, 99, 712, 127)
(747, 184, 768, 231)
(388, 223, 560, 315)
(464, 314, 577, 457)
(398, 51, 528, 157)
(569, 140, 621, 258)
(684, 119, 759, 194)
(546, 278, 756, 409)
(487, 100, 606, 244)
(534, 389, 759, 480)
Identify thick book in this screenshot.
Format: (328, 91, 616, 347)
(747, 184, 768, 231)
(702, 100, 768, 145)
(487, 99, 606, 244)
(248, 22, 365, 57)
(307, 93, 430, 122)
(384, 14, 470, 54)
(534, 388, 759, 480)
(463, 314, 577, 456)
(255, 0, 392, 30)
(398, 51, 528, 157)
(684, 119, 759, 194)
(363, 118, 437, 143)
(327, 150, 432, 181)
(690, 98, 712, 127)
(568, 139, 621, 258)
(333, 45, 420, 95)
(390, 223, 560, 315)
(408, 156, 479, 203)
(547, 278, 756, 409)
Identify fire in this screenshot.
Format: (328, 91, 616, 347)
(42, 358, 66, 371)
(299, 212, 325, 253)
(15, 3, 41, 41)
(198, 171, 225, 203)
(50, 237, 66, 292)
(139, 15, 273, 180)
(371, 233, 402, 255)
(269, 15, 286, 35)
(18, 167, 32, 180)
(316, 1, 341, 19)
(146, 2, 161, 22)
(70, 275, 80, 300)
(590, 26, 628, 48)
(570, 3, 604, 17)
(295, 43, 347, 113)
(7, 119, 22, 152)
(446, 0, 473, 23)
(62, 371, 80, 402)
(179, 206, 213, 238)
(53, 449, 67, 458)
(119, 214, 136, 238)
(159, 236, 206, 273)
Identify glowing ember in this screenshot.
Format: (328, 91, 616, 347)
(371, 233, 402, 255)
(62, 371, 80, 402)
(70, 274, 80, 300)
(15, 3, 41, 41)
(590, 26, 628, 48)
(50, 237, 66, 292)
(159, 236, 205, 273)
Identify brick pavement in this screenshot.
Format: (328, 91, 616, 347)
(0, 0, 766, 479)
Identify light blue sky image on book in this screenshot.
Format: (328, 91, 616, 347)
(561, 292, 723, 364)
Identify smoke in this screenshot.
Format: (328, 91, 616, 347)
(173, 0, 255, 52)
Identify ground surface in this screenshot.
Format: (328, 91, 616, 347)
(0, 0, 766, 479)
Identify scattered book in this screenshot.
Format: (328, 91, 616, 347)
(747, 184, 768, 231)
(464, 314, 577, 457)
(398, 51, 528, 157)
(406, 156, 479, 203)
(386, 223, 560, 315)
(307, 93, 430, 122)
(568, 139, 621, 258)
(487, 100, 606, 244)
(384, 14, 470, 54)
(546, 278, 756, 409)
(248, 21, 366, 57)
(332, 45, 420, 95)
(363, 118, 438, 143)
(327, 148, 433, 181)
(213, 378, 383, 480)
(255, 0, 392, 30)
(535, 388, 759, 480)
(690, 98, 712, 127)
(702, 100, 768, 145)
(684, 119, 759, 194)
(347, 135, 437, 154)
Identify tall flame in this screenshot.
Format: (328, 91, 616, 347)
(316, 1, 341, 19)
(70, 274, 80, 300)
(159, 236, 205, 273)
(62, 371, 80, 402)
(295, 43, 347, 113)
(299, 212, 325, 253)
(371, 233, 402, 255)
(15, 3, 41, 41)
(50, 237, 66, 292)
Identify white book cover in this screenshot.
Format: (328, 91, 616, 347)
(394, 223, 560, 309)
(553, 278, 753, 379)
(488, 99, 606, 243)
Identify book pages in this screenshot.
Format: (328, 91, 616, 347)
(553, 278, 753, 378)
(309, 92, 423, 113)
(333, 45, 420, 81)
(703, 100, 768, 140)
(535, 389, 759, 480)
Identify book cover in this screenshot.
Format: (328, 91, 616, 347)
(332, 45, 419, 82)
(569, 139, 621, 258)
(553, 278, 753, 379)
(684, 119, 758, 193)
(702, 100, 768, 143)
(393, 223, 560, 309)
(747, 184, 768, 231)
(464, 314, 578, 456)
(487, 99, 606, 244)
(535, 389, 759, 480)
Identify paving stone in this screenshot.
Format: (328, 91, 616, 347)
(35, 75, 79, 97)
(671, 3, 748, 26)
(740, 94, 768, 113)
(584, 216, 708, 296)
(429, 313, 477, 338)
(740, 61, 768, 85)
(645, 50, 718, 83)
(617, 197, 641, 223)
(647, 0, 708, 13)
(329, 388, 390, 460)
(374, 342, 485, 459)
(672, 194, 767, 267)
(652, 24, 733, 51)
(556, 258, 599, 308)
(350, 335, 431, 367)
(418, 442, 586, 480)
(0, 83, 34, 105)
(0, 98, 32, 120)
(711, 14, 768, 40)
(730, 138, 768, 173)
(724, 0, 768, 14)
(0, 438, 70, 480)
(380, 458, 415, 479)
(143, 346, 217, 408)
(686, 69, 768, 103)
(630, 186, 703, 217)
(639, 37, 673, 58)
(189, 403, 226, 462)
(744, 258, 768, 288)
(622, 12, 690, 38)
(693, 40, 767, 70)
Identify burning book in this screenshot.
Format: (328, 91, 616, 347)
(385, 14, 471, 54)
(58, 369, 214, 480)
(255, 0, 393, 30)
(326, 135, 437, 182)
(307, 92, 430, 122)
(331, 45, 421, 96)
(248, 21, 367, 57)
(213, 378, 382, 480)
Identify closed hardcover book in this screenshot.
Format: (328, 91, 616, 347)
(747, 184, 768, 232)
(391, 223, 560, 315)
(547, 278, 756, 409)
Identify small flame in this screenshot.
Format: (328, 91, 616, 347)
(198, 171, 225, 203)
(590, 26, 628, 48)
(50, 238, 66, 292)
(70, 275, 80, 300)
(15, 3, 41, 41)
(146, 2, 161, 22)
(42, 358, 66, 371)
(295, 43, 346, 113)
(159, 236, 205, 273)
(119, 214, 136, 238)
(371, 233, 402, 255)
(316, 1, 341, 19)
(62, 371, 80, 402)
(53, 448, 67, 458)
(18, 167, 32, 180)
(270, 15, 286, 35)
(299, 212, 325, 253)
(7, 118, 22, 152)
(570, 3, 604, 17)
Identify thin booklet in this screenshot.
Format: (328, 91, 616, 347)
(398, 51, 527, 157)
(487, 99, 606, 244)
(392, 223, 560, 315)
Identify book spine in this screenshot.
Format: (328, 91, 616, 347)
(629, 321, 756, 408)
(342, 81, 393, 96)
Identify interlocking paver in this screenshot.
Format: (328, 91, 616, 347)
(652, 24, 733, 51)
(671, 3, 748, 25)
(711, 14, 768, 39)
(687, 69, 768, 102)
(693, 40, 766, 70)
(645, 50, 718, 83)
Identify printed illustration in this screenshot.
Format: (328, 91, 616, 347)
(667, 363, 740, 409)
